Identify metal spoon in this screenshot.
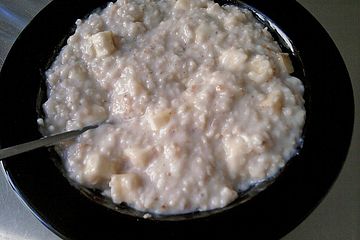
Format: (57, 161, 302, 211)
(0, 123, 100, 160)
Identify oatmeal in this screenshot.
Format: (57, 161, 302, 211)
(42, 0, 305, 214)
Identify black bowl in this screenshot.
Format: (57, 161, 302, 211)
(0, 0, 354, 239)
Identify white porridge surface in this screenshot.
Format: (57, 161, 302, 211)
(42, 0, 305, 214)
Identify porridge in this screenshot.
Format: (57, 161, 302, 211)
(42, 0, 305, 214)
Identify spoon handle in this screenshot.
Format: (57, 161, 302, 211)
(0, 125, 97, 160)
